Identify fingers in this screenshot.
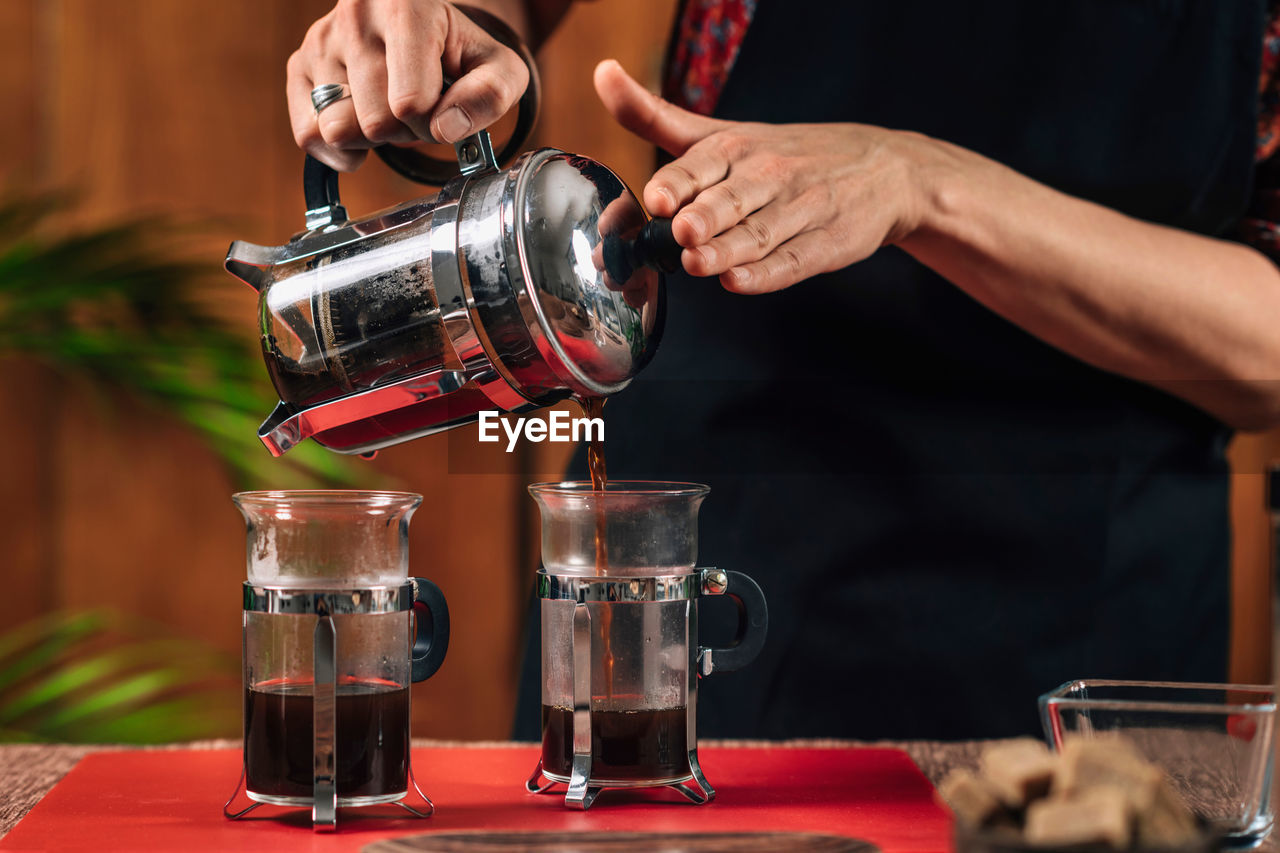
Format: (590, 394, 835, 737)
(645, 143, 732, 225)
(287, 51, 368, 171)
(719, 230, 839, 295)
(383, 4, 445, 140)
(286, 0, 531, 168)
(431, 7, 528, 142)
(593, 59, 727, 157)
(311, 57, 366, 145)
(657, 151, 777, 244)
(347, 50, 419, 146)
(431, 59, 527, 143)
(684, 196, 808, 278)
(286, 52, 330, 160)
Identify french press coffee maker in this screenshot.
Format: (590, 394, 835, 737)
(525, 482, 768, 809)
(223, 25, 679, 458)
(223, 491, 450, 831)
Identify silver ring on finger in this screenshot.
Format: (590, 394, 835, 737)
(310, 83, 351, 116)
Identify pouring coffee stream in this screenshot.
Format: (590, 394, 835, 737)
(572, 394, 614, 696)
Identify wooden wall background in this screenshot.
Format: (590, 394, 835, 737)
(0, 0, 1275, 744)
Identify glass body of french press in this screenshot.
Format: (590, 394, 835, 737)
(223, 491, 450, 831)
(525, 482, 769, 809)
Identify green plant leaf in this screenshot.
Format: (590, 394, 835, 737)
(62, 696, 238, 744)
(0, 639, 231, 726)
(35, 667, 202, 731)
(0, 191, 378, 489)
(0, 611, 110, 695)
(0, 609, 240, 744)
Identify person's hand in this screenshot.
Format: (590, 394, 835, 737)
(288, 0, 530, 171)
(593, 59, 939, 294)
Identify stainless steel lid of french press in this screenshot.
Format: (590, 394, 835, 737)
(443, 143, 667, 403)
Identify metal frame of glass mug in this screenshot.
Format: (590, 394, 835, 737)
(222, 582, 436, 832)
(525, 567, 759, 810)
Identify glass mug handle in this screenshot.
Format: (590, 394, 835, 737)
(697, 569, 768, 676)
(410, 578, 451, 682)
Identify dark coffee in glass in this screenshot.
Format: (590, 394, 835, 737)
(244, 680, 410, 801)
(540, 703, 689, 783)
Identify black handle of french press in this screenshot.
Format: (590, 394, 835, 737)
(602, 217, 684, 282)
(634, 217, 683, 274)
(303, 154, 343, 217)
(410, 577, 451, 682)
(702, 570, 768, 674)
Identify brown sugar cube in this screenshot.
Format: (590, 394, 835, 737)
(979, 738, 1058, 807)
(1053, 735, 1162, 804)
(1054, 735, 1199, 846)
(1024, 786, 1133, 849)
(938, 769, 1009, 828)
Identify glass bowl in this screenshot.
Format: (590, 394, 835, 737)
(1038, 680, 1275, 849)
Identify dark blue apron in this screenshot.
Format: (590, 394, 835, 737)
(515, 0, 1266, 739)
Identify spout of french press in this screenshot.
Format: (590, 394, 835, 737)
(224, 240, 278, 292)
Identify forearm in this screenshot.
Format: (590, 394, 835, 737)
(897, 138, 1280, 430)
(595, 61, 1280, 428)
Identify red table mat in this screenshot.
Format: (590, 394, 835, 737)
(1, 745, 953, 853)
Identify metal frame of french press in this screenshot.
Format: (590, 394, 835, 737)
(223, 580, 447, 831)
(525, 567, 767, 810)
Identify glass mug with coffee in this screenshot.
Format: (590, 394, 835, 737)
(223, 491, 449, 831)
(525, 482, 769, 809)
